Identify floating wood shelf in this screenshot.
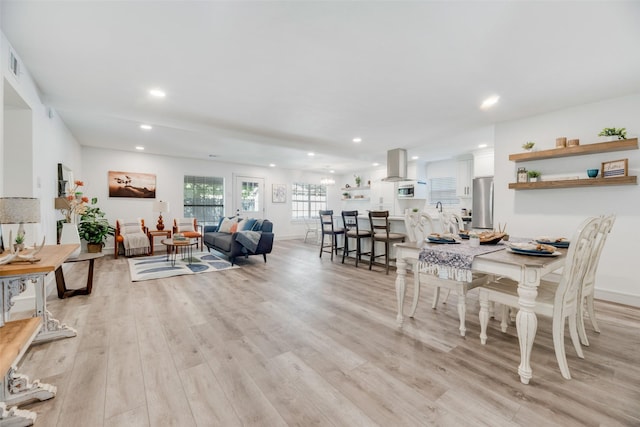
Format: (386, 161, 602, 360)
(341, 186, 370, 191)
(509, 138, 638, 162)
(509, 176, 637, 190)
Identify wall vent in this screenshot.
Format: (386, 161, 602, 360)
(9, 50, 20, 79)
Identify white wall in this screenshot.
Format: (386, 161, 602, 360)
(494, 93, 640, 306)
(80, 146, 333, 250)
(1, 31, 83, 313)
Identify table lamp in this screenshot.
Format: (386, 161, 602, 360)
(0, 197, 41, 252)
(152, 200, 170, 231)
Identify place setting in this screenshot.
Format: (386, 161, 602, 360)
(504, 241, 564, 257)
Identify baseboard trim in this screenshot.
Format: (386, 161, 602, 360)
(595, 289, 640, 308)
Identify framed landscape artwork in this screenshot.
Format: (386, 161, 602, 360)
(108, 171, 156, 198)
(272, 184, 286, 203)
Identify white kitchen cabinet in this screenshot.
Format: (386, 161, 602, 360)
(473, 149, 494, 177)
(456, 159, 473, 198)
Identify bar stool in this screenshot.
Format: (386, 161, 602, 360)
(368, 210, 406, 274)
(319, 210, 344, 260)
(341, 210, 372, 267)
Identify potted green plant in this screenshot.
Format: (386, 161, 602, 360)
(598, 127, 627, 141)
(354, 174, 362, 187)
(342, 192, 350, 199)
(522, 141, 535, 151)
(78, 198, 115, 252)
(14, 233, 25, 251)
(527, 170, 541, 182)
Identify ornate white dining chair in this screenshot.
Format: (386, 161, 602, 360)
(404, 210, 434, 243)
(478, 216, 602, 380)
(577, 214, 616, 346)
(406, 210, 489, 336)
(439, 211, 465, 234)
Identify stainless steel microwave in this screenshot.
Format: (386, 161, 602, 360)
(397, 184, 415, 198)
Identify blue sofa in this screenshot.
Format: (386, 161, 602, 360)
(203, 218, 274, 265)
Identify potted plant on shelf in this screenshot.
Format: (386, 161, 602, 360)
(354, 174, 362, 187)
(78, 198, 115, 253)
(527, 170, 541, 182)
(342, 192, 350, 199)
(522, 141, 535, 151)
(598, 127, 627, 141)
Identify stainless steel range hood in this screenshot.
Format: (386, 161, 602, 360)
(382, 148, 407, 182)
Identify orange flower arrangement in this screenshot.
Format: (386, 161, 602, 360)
(58, 180, 90, 223)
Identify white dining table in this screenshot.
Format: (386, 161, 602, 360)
(394, 240, 567, 384)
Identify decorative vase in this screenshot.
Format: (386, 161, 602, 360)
(60, 222, 81, 258)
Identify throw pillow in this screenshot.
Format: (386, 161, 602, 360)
(230, 222, 239, 233)
(219, 217, 236, 233)
(236, 218, 248, 232)
(176, 218, 195, 232)
(119, 219, 143, 235)
(242, 218, 257, 231)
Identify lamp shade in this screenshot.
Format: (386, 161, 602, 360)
(0, 197, 41, 224)
(152, 200, 169, 213)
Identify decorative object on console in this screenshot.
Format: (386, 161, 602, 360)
(55, 180, 89, 223)
(602, 158, 628, 178)
(598, 127, 627, 141)
(152, 200, 170, 230)
(108, 170, 156, 198)
(0, 197, 41, 254)
(556, 137, 567, 148)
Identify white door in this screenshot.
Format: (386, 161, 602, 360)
(234, 175, 265, 219)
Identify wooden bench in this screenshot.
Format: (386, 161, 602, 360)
(0, 317, 44, 426)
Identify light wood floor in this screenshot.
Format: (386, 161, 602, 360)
(14, 239, 640, 426)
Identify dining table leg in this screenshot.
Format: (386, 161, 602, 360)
(395, 256, 409, 326)
(515, 267, 540, 384)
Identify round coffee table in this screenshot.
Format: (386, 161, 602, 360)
(161, 238, 198, 267)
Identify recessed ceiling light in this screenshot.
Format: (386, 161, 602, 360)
(149, 89, 166, 98)
(135, 146, 144, 151)
(308, 152, 315, 156)
(411, 156, 419, 160)
(269, 163, 276, 167)
(478, 143, 488, 148)
(480, 95, 500, 110)
(372, 162, 380, 167)
(353, 137, 362, 143)
(140, 124, 152, 130)
(329, 170, 335, 174)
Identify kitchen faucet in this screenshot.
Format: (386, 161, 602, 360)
(435, 201, 443, 213)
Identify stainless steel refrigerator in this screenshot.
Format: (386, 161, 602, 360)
(471, 176, 494, 229)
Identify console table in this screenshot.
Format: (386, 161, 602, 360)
(1, 244, 78, 341)
(0, 244, 78, 426)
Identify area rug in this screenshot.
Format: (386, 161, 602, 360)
(128, 251, 237, 282)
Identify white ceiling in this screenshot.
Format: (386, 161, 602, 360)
(2, 1, 640, 173)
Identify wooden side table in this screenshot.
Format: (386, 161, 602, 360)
(148, 230, 171, 255)
(55, 252, 104, 298)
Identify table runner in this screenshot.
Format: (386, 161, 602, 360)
(418, 241, 507, 282)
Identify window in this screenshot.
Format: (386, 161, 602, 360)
(291, 183, 327, 219)
(428, 177, 458, 206)
(184, 175, 224, 226)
